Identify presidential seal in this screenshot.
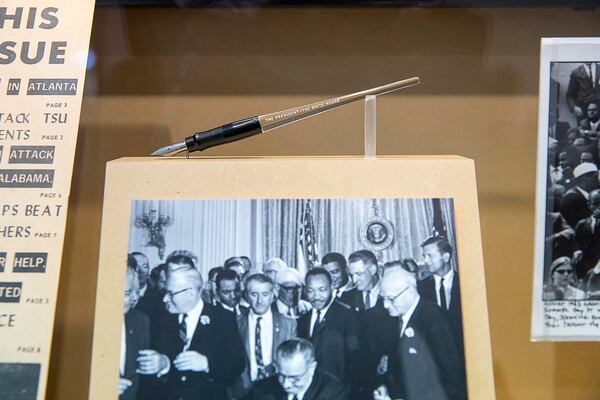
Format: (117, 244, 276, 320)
(360, 216, 394, 251)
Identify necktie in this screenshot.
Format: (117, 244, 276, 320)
(255, 317, 266, 380)
(312, 310, 322, 337)
(439, 278, 447, 310)
(364, 291, 371, 310)
(179, 314, 188, 350)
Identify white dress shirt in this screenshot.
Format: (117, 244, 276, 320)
(309, 298, 334, 336)
(401, 295, 420, 337)
(222, 303, 243, 315)
(433, 269, 454, 310)
(248, 309, 274, 381)
(180, 299, 204, 350)
(362, 284, 380, 309)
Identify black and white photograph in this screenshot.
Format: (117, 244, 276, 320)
(543, 61, 600, 301)
(0, 363, 41, 400)
(119, 197, 467, 400)
(533, 38, 600, 340)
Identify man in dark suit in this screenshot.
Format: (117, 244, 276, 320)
(417, 236, 464, 354)
(560, 162, 600, 228)
(573, 189, 600, 279)
(244, 338, 350, 400)
(137, 262, 245, 400)
(342, 250, 396, 398)
(374, 268, 466, 400)
(567, 62, 600, 121)
(298, 268, 359, 383)
(342, 250, 381, 312)
(120, 259, 150, 400)
(232, 273, 297, 398)
(321, 252, 353, 299)
(216, 268, 246, 316)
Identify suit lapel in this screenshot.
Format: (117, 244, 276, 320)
(239, 313, 251, 363)
(272, 312, 282, 354)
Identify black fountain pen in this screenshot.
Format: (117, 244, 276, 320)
(151, 77, 420, 156)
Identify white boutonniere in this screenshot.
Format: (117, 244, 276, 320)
(404, 327, 415, 338)
(408, 347, 418, 354)
(200, 315, 211, 325)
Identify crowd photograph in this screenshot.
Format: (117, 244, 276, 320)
(119, 198, 467, 400)
(545, 61, 600, 301)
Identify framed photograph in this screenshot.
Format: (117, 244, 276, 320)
(532, 38, 600, 341)
(89, 156, 494, 400)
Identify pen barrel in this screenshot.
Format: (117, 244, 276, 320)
(185, 117, 262, 152)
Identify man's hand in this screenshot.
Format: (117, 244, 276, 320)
(373, 384, 392, 400)
(174, 351, 209, 372)
(119, 378, 132, 395)
(376, 355, 388, 375)
(574, 106, 584, 118)
(136, 349, 168, 375)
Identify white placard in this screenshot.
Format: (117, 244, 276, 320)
(532, 38, 600, 341)
(0, 2, 95, 398)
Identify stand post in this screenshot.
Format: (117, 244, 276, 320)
(364, 95, 377, 158)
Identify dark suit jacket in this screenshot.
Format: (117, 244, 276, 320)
(384, 299, 467, 400)
(297, 300, 359, 382)
(417, 273, 464, 352)
(340, 287, 382, 312)
(355, 300, 398, 399)
(243, 370, 350, 400)
(560, 187, 592, 229)
(231, 310, 297, 398)
(121, 309, 150, 400)
(156, 303, 245, 400)
(575, 216, 600, 278)
(567, 64, 600, 112)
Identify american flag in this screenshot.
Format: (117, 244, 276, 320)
(431, 198, 447, 237)
(297, 199, 319, 275)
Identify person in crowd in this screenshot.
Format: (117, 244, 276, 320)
(165, 254, 196, 273)
(232, 273, 296, 398)
(560, 162, 600, 228)
(166, 250, 198, 270)
(342, 250, 381, 312)
(343, 250, 396, 398)
(137, 267, 245, 400)
(573, 189, 600, 279)
(417, 236, 463, 343)
(383, 259, 419, 280)
(149, 263, 167, 292)
(225, 256, 248, 278)
(567, 62, 600, 122)
(543, 257, 585, 300)
(274, 267, 312, 318)
(579, 101, 600, 137)
(548, 105, 572, 148)
(120, 258, 150, 400)
(243, 338, 350, 400)
(549, 151, 575, 186)
(321, 252, 353, 299)
(240, 256, 253, 273)
(298, 268, 359, 383)
(202, 266, 223, 306)
(215, 268, 245, 316)
(584, 258, 600, 300)
(130, 252, 150, 299)
(374, 268, 466, 400)
(263, 258, 288, 282)
(545, 187, 575, 277)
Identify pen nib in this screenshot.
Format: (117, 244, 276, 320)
(151, 141, 188, 157)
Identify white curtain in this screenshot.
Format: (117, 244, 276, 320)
(128, 198, 458, 279)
